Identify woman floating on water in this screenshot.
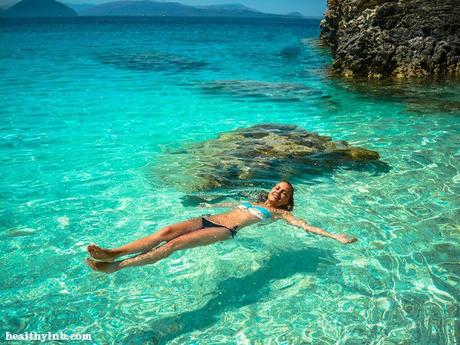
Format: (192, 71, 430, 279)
(86, 181, 357, 273)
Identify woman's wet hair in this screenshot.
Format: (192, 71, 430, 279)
(254, 191, 269, 203)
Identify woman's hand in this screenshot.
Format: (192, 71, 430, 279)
(334, 234, 358, 244)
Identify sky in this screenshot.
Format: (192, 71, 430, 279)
(0, 0, 327, 17)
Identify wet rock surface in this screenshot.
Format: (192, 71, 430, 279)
(154, 124, 386, 192)
(320, 0, 460, 79)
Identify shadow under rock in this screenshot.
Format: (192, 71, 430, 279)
(122, 247, 337, 344)
(178, 158, 392, 207)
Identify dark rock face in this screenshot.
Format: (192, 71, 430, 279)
(320, 0, 460, 79)
(153, 124, 383, 192)
(4, 0, 77, 17)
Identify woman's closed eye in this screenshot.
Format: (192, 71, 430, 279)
(275, 187, 287, 196)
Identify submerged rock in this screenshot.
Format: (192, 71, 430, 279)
(96, 51, 208, 73)
(153, 124, 383, 192)
(331, 78, 460, 115)
(280, 45, 302, 58)
(202, 80, 323, 102)
(320, 0, 460, 79)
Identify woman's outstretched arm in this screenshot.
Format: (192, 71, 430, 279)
(281, 212, 357, 244)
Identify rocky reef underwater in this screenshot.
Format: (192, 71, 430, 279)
(201, 80, 325, 102)
(95, 50, 209, 73)
(152, 124, 389, 202)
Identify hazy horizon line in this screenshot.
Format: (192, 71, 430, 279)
(0, 0, 326, 17)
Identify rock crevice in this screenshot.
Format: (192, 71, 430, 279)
(320, 0, 460, 79)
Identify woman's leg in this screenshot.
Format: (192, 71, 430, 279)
(87, 217, 203, 262)
(86, 227, 231, 273)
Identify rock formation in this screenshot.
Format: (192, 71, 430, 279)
(153, 124, 384, 192)
(320, 0, 460, 79)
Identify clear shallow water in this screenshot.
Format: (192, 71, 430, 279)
(0, 17, 459, 344)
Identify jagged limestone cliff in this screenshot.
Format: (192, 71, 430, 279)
(320, 0, 460, 79)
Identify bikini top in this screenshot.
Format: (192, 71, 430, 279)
(237, 202, 273, 222)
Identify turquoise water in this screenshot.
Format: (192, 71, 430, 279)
(1, 17, 459, 344)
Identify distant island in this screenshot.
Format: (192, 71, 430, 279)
(64, 2, 94, 12)
(79, 1, 303, 18)
(194, 3, 258, 12)
(2, 0, 77, 17)
(2, 0, 306, 18)
(286, 12, 304, 18)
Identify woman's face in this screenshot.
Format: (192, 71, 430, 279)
(267, 182, 292, 207)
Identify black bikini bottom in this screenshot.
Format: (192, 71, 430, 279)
(201, 216, 238, 239)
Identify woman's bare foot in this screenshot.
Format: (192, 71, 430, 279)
(86, 258, 120, 274)
(87, 244, 118, 262)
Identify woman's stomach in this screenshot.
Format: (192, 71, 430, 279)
(207, 209, 260, 230)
